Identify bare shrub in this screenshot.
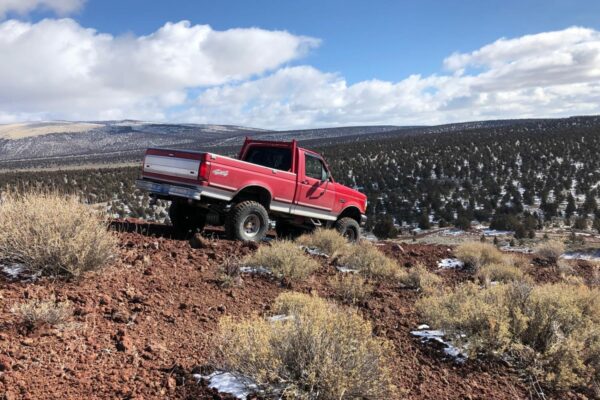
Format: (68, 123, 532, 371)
(397, 263, 443, 294)
(417, 281, 600, 391)
(475, 263, 526, 285)
(12, 297, 72, 329)
(534, 240, 565, 263)
(329, 274, 373, 304)
(217, 256, 243, 288)
(0, 191, 117, 278)
(217, 292, 396, 399)
(337, 241, 400, 280)
(455, 241, 506, 269)
(243, 241, 320, 282)
(296, 228, 348, 256)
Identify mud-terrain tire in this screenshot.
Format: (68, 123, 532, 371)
(335, 217, 360, 242)
(225, 201, 269, 242)
(275, 220, 304, 240)
(169, 202, 206, 236)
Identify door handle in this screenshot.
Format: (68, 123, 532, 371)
(301, 180, 309, 184)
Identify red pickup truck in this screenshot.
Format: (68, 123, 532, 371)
(135, 138, 367, 242)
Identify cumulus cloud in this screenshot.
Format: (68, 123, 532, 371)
(185, 26, 600, 128)
(0, 18, 319, 120)
(0, 0, 84, 18)
(0, 22, 599, 127)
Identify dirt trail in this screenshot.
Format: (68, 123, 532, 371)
(0, 221, 577, 399)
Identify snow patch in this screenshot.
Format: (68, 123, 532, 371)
(194, 371, 258, 399)
(239, 266, 272, 275)
(300, 246, 329, 258)
(411, 327, 466, 363)
(2, 263, 25, 279)
(442, 229, 465, 237)
(561, 250, 600, 261)
(268, 314, 293, 322)
(336, 265, 360, 273)
(483, 229, 513, 236)
(437, 258, 464, 269)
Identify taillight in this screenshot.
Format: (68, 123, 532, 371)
(199, 161, 210, 180)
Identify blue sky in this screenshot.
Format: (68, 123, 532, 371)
(1, 0, 600, 128)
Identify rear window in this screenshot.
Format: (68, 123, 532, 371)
(244, 146, 292, 171)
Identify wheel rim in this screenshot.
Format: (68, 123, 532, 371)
(344, 227, 357, 241)
(242, 214, 261, 237)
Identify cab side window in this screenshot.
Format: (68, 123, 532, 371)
(305, 154, 327, 181)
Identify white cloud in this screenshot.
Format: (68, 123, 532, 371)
(0, 22, 599, 128)
(0, 18, 319, 121)
(185, 26, 600, 128)
(0, 0, 84, 18)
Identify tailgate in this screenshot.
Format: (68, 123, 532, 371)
(142, 148, 206, 182)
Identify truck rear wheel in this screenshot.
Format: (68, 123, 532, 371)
(169, 202, 206, 236)
(335, 217, 360, 242)
(225, 201, 269, 242)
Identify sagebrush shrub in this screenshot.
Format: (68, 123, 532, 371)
(0, 191, 117, 277)
(454, 241, 506, 269)
(296, 228, 348, 256)
(337, 241, 400, 280)
(329, 274, 373, 304)
(417, 281, 600, 391)
(534, 240, 565, 262)
(217, 292, 396, 399)
(397, 263, 443, 294)
(12, 297, 72, 329)
(475, 263, 526, 285)
(243, 240, 320, 282)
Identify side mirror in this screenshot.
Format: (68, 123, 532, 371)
(321, 170, 330, 182)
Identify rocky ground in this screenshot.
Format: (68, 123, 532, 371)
(0, 220, 594, 399)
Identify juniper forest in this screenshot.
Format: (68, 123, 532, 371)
(2, 116, 600, 236)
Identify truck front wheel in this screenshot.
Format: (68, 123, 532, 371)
(225, 201, 269, 242)
(335, 217, 360, 242)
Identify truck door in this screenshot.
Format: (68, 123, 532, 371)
(293, 152, 336, 220)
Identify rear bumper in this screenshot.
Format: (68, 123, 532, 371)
(135, 179, 203, 200)
(360, 214, 368, 226)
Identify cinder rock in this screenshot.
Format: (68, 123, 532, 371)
(189, 234, 210, 249)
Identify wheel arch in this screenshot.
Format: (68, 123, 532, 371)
(338, 206, 362, 224)
(231, 185, 272, 210)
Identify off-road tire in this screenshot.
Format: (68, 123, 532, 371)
(169, 202, 206, 236)
(225, 201, 269, 242)
(335, 217, 360, 242)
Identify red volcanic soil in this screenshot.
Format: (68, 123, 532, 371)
(0, 220, 586, 399)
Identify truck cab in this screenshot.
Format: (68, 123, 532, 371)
(136, 138, 367, 242)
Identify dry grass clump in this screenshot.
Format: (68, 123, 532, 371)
(397, 263, 443, 294)
(337, 241, 400, 280)
(217, 256, 243, 288)
(217, 292, 396, 399)
(455, 241, 506, 269)
(243, 240, 320, 282)
(417, 281, 600, 391)
(534, 240, 566, 263)
(475, 263, 525, 285)
(296, 228, 349, 256)
(0, 191, 117, 278)
(12, 296, 72, 329)
(329, 274, 373, 304)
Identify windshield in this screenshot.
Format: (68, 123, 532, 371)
(244, 146, 292, 171)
